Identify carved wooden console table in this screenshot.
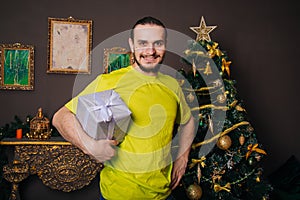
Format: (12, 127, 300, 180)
(0, 137, 102, 200)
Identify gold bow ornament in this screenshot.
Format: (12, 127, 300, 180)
(189, 156, 206, 169)
(246, 143, 267, 160)
(221, 58, 231, 77)
(207, 42, 223, 58)
(214, 183, 231, 193)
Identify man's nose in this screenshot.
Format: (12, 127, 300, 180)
(144, 44, 156, 54)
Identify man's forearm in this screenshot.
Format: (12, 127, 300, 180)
(52, 106, 118, 163)
(52, 106, 91, 154)
(177, 116, 195, 159)
(170, 116, 195, 189)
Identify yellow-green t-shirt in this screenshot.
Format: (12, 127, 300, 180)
(65, 66, 191, 199)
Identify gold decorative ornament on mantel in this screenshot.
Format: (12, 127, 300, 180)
(27, 108, 52, 140)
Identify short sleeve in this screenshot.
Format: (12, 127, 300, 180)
(176, 85, 191, 125)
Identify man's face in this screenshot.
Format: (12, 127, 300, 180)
(129, 24, 166, 75)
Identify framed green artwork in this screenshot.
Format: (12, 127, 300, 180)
(0, 43, 34, 90)
(47, 16, 93, 74)
(103, 47, 133, 74)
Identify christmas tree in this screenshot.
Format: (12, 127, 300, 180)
(174, 17, 273, 200)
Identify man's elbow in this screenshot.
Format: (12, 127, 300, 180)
(52, 106, 68, 128)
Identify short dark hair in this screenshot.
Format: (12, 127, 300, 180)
(130, 16, 167, 40)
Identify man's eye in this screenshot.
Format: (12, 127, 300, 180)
(138, 41, 147, 46)
(154, 41, 164, 47)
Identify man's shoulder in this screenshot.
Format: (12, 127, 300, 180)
(157, 72, 182, 94)
(158, 72, 179, 85)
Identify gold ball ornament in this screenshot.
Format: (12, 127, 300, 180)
(247, 125, 254, 133)
(217, 135, 232, 150)
(186, 184, 203, 200)
(216, 94, 226, 104)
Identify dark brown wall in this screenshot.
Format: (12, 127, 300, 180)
(1, 0, 299, 199)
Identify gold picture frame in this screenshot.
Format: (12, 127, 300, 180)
(0, 43, 34, 90)
(103, 47, 133, 74)
(47, 16, 92, 74)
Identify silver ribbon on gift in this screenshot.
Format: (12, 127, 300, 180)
(88, 104, 113, 123)
(88, 98, 116, 140)
(77, 90, 131, 141)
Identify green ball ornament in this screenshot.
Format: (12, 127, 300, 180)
(186, 183, 203, 200)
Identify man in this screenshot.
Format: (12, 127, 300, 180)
(53, 16, 195, 200)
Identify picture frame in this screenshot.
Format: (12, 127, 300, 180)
(0, 43, 34, 90)
(47, 16, 92, 74)
(103, 47, 133, 74)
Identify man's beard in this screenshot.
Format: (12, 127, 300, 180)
(133, 52, 164, 73)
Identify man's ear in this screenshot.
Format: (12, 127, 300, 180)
(128, 38, 134, 52)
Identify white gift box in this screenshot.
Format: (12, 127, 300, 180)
(76, 90, 131, 142)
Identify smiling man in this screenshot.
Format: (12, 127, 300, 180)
(129, 21, 166, 74)
(52, 16, 195, 200)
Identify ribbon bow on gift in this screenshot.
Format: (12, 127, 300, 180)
(88, 93, 116, 122)
(89, 104, 113, 122)
(77, 90, 132, 141)
(87, 97, 116, 139)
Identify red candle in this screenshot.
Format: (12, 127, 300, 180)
(16, 129, 22, 139)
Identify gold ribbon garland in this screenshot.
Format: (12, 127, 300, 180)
(246, 143, 267, 159)
(191, 104, 229, 112)
(229, 100, 246, 112)
(184, 49, 206, 56)
(182, 86, 216, 92)
(214, 183, 231, 193)
(192, 121, 250, 149)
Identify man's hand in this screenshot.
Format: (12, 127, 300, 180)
(170, 153, 188, 190)
(170, 116, 194, 190)
(53, 106, 118, 163)
(84, 139, 118, 163)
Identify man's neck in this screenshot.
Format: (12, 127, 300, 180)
(133, 64, 158, 76)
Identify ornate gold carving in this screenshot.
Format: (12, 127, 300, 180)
(13, 144, 102, 192)
(15, 145, 53, 174)
(3, 160, 29, 200)
(37, 146, 102, 192)
(1, 139, 102, 199)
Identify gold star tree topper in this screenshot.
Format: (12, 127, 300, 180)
(190, 16, 217, 42)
